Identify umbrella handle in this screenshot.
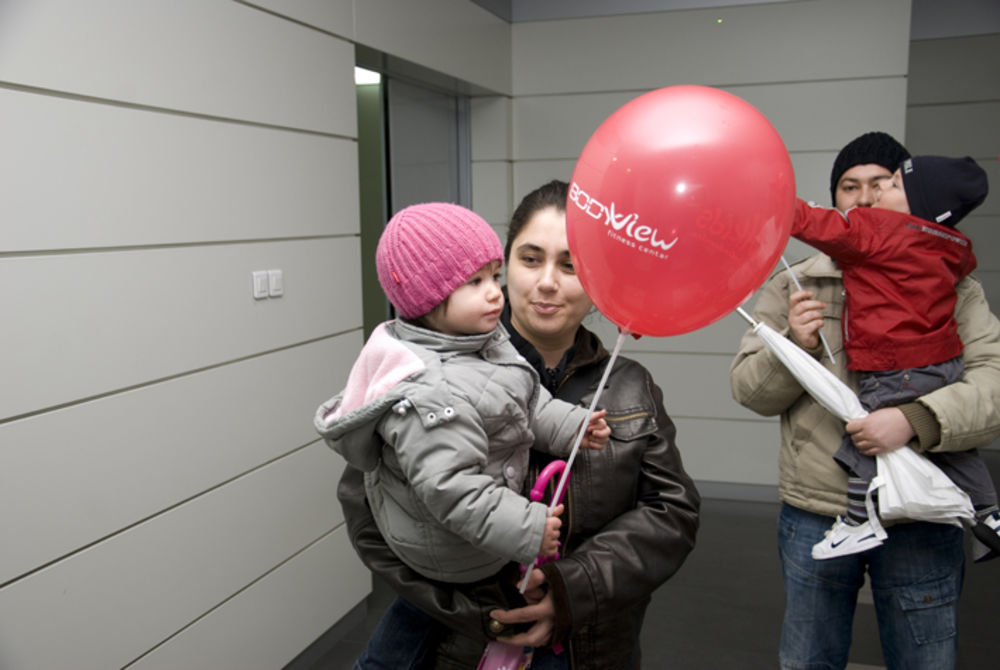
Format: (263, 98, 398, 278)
(530, 460, 569, 506)
(517, 461, 570, 594)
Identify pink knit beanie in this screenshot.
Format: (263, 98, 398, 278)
(376, 202, 504, 319)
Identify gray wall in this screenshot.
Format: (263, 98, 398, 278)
(2, 0, 996, 666)
(906, 32, 1000, 306)
(0, 0, 506, 667)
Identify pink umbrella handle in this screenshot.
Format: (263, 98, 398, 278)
(521, 461, 569, 655)
(530, 460, 568, 506)
(528, 460, 569, 567)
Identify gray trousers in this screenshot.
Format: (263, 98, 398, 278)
(834, 356, 998, 508)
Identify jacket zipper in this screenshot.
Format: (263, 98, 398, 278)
(842, 291, 849, 343)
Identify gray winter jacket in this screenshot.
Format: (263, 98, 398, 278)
(314, 319, 590, 582)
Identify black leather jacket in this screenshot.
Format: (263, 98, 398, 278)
(337, 322, 700, 669)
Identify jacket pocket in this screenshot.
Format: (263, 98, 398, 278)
(605, 408, 656, 442)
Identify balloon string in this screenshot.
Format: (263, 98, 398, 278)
(550, 328, 625, 509)
(780, 256, 836, 364)
(518, 328, 627, 594)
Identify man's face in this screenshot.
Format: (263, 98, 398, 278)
(834, 163, 894, 212)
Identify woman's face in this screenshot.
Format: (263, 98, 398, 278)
(506, 206, 593, 347)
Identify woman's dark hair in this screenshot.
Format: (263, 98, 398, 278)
(504, 179, 569, 262)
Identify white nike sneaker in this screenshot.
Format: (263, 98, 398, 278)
(811, 516, 886, 560)
(971, 512, 1000, 563)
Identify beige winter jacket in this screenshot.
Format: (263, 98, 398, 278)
(730, 253, 1000, 517)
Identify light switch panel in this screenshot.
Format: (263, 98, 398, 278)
(268, 269, 283, 297)
(252, 271, 269, 299)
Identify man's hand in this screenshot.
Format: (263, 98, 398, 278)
(788, 289, 827, 350)
(845, 407, 914, 456)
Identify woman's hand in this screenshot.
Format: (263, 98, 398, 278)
(788, 289, 827, 350)
(845, 407, 914, 456)
(490, 569, 556, 647)
(581, 409, 610, 450)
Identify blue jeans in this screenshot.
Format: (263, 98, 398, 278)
(355, 595, 568, 669)
(778, 503, 964, 670)
(530, 646, 570, 669)
(354, 596, 441, 670)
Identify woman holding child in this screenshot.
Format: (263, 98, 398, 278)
(337, 180, 701, 669)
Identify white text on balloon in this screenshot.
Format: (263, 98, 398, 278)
(569, 181, 679, 253)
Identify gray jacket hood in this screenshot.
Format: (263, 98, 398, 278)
(313, 320, 483, 472)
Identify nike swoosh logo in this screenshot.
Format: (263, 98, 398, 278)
(831, 533, 877, 548)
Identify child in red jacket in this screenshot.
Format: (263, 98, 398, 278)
(791, 155, 999, 560)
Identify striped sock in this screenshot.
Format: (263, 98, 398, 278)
(975, 504, 999, 522)
(845, 475, 869, 526)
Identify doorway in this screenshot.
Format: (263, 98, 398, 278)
(354, 56, 472, 336)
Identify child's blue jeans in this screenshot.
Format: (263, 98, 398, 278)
(353, 595, 441, 670)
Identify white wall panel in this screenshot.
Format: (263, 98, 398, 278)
(674, 416, 780, 486)
(512, 160, 576, 204)
(0, 443, 345, 670)
(966, 216, 1000, 272)
(0, 335, 361, 585)
(355, 0, 511, 94)
(512, 79, 906, 179)
(789, 151, 845, 207)
(471, 160, 513, 226)
(4, 239, 361, 420)
(129, 526, 369, 670)
(240, 0, 354, 39)
(588, 311, 759, 357)
(513, 91, 635, 161)
(979, 271, 1000, 310)
(1, 88, 359, 252)
(908, 34, 1000, 104)
(625, 351, 761, 422)
(907, 102, 1000, 158)
(0, 0, 355, 134)
(511, 0, 910, 96)
(471, 95, 512, 161)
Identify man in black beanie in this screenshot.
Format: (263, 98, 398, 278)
(731, 133, 1000, 669)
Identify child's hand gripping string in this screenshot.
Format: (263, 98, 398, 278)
(539, 504, 565, 557)
(580, 409, 610, 450)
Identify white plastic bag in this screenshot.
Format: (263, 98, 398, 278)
(873, 447, 974, 526)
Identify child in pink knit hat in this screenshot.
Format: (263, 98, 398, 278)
(315, 202, 608, 586)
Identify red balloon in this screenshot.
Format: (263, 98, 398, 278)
(567, 85, 795, 336)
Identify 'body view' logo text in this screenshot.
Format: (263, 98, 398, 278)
(569, 182, 678, 258)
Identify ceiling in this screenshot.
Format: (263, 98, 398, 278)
(469, 0, 1000, 39)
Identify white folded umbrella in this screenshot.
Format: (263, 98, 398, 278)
(737, 307, 973, 525)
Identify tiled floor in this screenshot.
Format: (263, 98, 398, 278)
(299, 454, 1000, 669)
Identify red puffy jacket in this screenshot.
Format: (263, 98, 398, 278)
(791, 199, 976, 371)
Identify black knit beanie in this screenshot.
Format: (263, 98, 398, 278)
(901, 155, 989, 228)
(830, 131, 910, 205)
